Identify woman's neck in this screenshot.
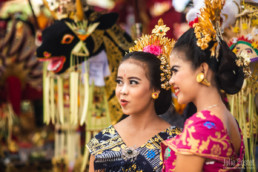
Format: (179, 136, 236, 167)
(126, 108, 160, 131)
(194, 87, 224, 112)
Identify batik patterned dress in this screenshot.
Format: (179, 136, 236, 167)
(161, 110, 245, 172)
(87, 125, 181, 171)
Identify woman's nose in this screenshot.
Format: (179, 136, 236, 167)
(169, 76, 174, 86)
(120, 84, 128, 95)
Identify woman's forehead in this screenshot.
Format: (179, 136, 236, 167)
(118, 59, 151, 82)
(123, 58, 146, 67)
(118, 60, 147, 75)
(171, 50, 187, 59)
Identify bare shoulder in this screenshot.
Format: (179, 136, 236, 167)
(211, 108, 241, 153)
(113, 117, 129, 132)
(157, 116, 172, 130)
(211, 108, 238, 130)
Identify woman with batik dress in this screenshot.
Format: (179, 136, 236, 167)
(87, 20, 181, 171)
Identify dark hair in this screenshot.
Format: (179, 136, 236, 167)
(121, 51, 172, 114)
(173, 28, 244, 94)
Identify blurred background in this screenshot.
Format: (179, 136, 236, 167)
(0, 0, 257, 171)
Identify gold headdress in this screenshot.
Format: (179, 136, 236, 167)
(129, 19, 175, 90)
(193, 0, 225, 58)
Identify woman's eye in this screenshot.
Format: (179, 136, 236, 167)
(130, 80, 138, 85)
(116, 79, 122, 85)
(171, 69, 178, 76)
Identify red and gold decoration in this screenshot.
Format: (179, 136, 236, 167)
(129, 19, 174, 90)
(192, 0, 225, 58)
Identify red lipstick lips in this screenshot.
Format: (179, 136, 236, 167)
(173, 87, 179, 97)
(120, 99, 128, 106)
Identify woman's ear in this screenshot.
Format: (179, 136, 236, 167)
(152, 88, 161, 94)
(200, 62, 209, 76)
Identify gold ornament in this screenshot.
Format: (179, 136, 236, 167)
(193, 0, 225, 58)
(152, 92, 159, 99)
(129, 19, 175, 90)
(235, 52, 252, 78)
(196, 73, 211, 87)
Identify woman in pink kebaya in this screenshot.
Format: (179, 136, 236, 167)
(162, 1, 245, 170)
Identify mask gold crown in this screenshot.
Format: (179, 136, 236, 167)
(228, 2, 258, 78)
(129, 19, 175, 90)
(193, 0, 225, 58)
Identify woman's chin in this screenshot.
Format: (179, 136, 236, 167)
(177, 98, 188, 106)
(121, 109, 130, 115)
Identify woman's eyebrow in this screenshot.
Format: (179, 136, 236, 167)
(170, 65, 179, 71)
(128, 77, 141, 81)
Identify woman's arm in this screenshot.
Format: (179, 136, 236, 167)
(89, 155, 95, 172)
(175, 154, 205, 172)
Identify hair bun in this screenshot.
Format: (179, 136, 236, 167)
(155, 89, 172, 114)
(216, 41, 244, 94)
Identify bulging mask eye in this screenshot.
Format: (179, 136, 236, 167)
(61, 34, 74, 44)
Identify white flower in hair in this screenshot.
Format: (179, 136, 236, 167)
(186, 0, 241, 30)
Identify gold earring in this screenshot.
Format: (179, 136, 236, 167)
(152, 92, 159, 99)
(196, 73, 210, 87)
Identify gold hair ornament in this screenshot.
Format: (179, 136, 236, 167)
(129, 19, 175, 90)
(193, 0, 225, 58)
(235, 52, 252, 78)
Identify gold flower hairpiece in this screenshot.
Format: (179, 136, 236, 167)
(235, 52, 252, 78)
(129, 19, 175, 90)
(193, 0, 225, 58)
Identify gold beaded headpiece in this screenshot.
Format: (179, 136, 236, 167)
(193, 0, 225, 58)
(129, 19, 175, 90)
